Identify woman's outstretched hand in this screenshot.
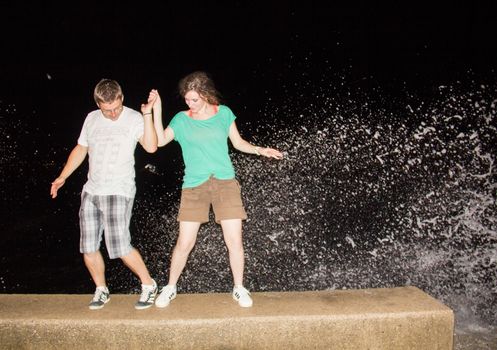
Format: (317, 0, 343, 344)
(260, 147, 284, 159)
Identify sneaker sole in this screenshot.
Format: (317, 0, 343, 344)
(89, 298, 110, 310)
(135, 303, 154, 310)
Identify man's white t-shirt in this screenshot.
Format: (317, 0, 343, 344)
(77, 106, 144, 198)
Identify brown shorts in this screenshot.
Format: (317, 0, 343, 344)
(178, 177, 247, 224)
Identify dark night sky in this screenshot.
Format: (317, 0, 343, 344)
(2, 2, 496, 68)
(1, 1, 496, 116)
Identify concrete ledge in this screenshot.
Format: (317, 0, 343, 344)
(0, 286, 454, 349)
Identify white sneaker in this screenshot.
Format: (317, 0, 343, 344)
(155, 285, 177, 308)
(89, 287, 110, 310)
(135, 279, 158, 310)
(232, 286, 253, 307)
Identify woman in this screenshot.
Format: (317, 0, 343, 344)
(152, 71, 283, 308)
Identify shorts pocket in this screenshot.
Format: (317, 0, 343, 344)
(219, 180, 243, 206)
(180, 188, 202, 209)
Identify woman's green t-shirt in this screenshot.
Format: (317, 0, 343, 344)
(169, 105, 236, 188)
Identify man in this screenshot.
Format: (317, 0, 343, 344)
(51, 79, 158, 310)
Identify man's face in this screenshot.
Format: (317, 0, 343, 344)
(99, 98, 123, 121)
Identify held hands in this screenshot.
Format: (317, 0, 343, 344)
(257, 147, 284, 160)
(50, 177, 66, 198)
(141, 89, 160, 115)
(152, 89, 162, 111)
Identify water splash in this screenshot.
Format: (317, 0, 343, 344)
(128, 78, 496, 327)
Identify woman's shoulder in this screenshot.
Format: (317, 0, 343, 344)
(172, 110, 189, 119)
(218, 105, 237, 119)
(218, 105, 236, 116)
(169, 111, 188, 127)
(175, 109, 189, 116)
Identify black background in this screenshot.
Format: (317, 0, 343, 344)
(1, 2, 496, 102)
(1, 1, 496, 149)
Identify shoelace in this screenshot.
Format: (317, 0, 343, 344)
(93, 290, 107, 302)
(160, 286, 175, 299)
(139, 285, 155, 302)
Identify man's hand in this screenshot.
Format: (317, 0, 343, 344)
(141, 89, 159, 115)
(50, 177, 66, 198)
(152, 89, 162, 111)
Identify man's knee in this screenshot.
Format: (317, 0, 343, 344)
(83, 251, 100, 259)
(119, 247, 138, 260)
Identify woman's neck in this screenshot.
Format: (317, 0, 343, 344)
(189, 104, 218, 120)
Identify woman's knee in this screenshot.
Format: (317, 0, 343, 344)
(175, 239, 196, 254)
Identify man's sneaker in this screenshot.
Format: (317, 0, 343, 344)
(155, 285, 177, 308)
(135, 279, 158, 310)
(232, 286, 253, 307)
(89, 287, 110, 310)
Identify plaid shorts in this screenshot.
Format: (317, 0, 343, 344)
(79, 192, 134, 259)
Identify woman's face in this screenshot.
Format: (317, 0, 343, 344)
(184, 90, 206, 112)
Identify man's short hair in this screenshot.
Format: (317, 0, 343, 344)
(94, 79, 123, 104)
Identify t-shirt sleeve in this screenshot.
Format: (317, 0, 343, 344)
(168, 113, 184, 142)
(133, 114, 145, 142)
(222, 105, 236, 132)
(77, 114, 91, 147)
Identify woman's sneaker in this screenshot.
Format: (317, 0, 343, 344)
(135, 279, 158, 310)
(89, 287, 110, 310)
(155, 285, 177, 308)
(232, 286, 253, 307)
